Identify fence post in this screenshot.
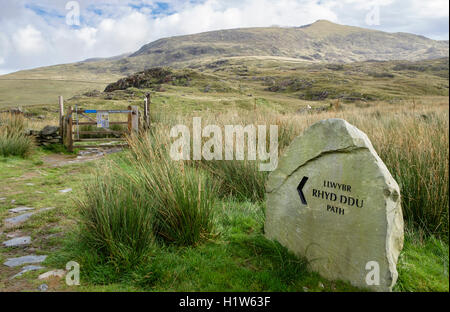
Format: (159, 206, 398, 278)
(144, 97, 148, 129)
(144, 93, 150, 130)
(128, 105, 132, 134)
(66, 106, 73, 152)
(59, 96, 64, 138)
(131, 106, 139, 133)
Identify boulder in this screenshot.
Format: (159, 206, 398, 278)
(265, 118, 404, 292)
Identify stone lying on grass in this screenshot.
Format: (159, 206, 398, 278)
(10, 265, 45, 279)
(2, 236, 31, 247)
(6, 232, 22, 239)
(4, 207, 55, 228)
(4, 212, 35, 227)
(9, 206, 35, 213)
(39, 284, 49, 292)
(38, 269, 66, 280)
(4, 255, 47, 267)
(39, 207, 55, 212)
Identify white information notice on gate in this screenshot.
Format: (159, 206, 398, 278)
(97, 112, 109, 129)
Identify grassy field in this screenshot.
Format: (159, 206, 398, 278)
(0, 56, 448, 292)
(0, 57, 447, 110)
(0, 79, 111, 107)
(0, 62, 123, 108)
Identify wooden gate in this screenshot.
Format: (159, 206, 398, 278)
(63, 105, 139, 152)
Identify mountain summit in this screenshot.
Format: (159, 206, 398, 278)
(124, 20, 448, 68)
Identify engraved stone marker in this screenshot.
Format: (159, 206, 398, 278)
(265, 119, 404, 291)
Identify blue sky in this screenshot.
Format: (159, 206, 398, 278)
(0, 0, 448, 74)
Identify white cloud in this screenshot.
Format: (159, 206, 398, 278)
(0, 0, 448, 75)
(13, 25, 46, 54)
(95, 12, 153, 52)
(410, 0, 449, 19)
(74, 27, 98, 48)
(148, 0, 338, 37)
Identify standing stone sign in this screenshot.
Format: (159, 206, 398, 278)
(265, 119, 404, 291)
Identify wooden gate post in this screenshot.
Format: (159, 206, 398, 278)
(128, 105, 132, 134)
(63, 115, 68, 149)
(131, 106, 139, 133)
(66, 106, 73, 152)
(62, 115, 66, 146)
(59, 96, 64, 137)
(144, 93, 150, 130)
(128, 105, 139, 134)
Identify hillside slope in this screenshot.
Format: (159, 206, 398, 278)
(130, 20, 448, 66)
(0, 20, 448, 107)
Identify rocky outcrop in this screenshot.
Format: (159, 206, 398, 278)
(104, 67, 194, 92)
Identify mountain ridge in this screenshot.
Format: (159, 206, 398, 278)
(2, 20, 448, 80)
(128, 20, 448, 63)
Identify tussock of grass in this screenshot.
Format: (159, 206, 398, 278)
(77, 166, 156, 267)
(0, 113, 34, 158)
(366, 112, 449, 237)
(127, 130, 217, 245)
(76, 127, 218, 269)
(185, 113, 296, 203)
(200, 159, 267, 202)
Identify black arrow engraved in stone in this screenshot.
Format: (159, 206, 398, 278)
(297, 176, 309, 205)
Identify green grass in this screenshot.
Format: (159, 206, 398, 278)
(48, 200, 360, 292)
(0, 147, 448, 292)
(126, 131, 218, 246)
(0, 79, 109, 108)
(47, 196, 449, 292)
(395, 230, 449, 292)
(381, 122, 449, 238)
